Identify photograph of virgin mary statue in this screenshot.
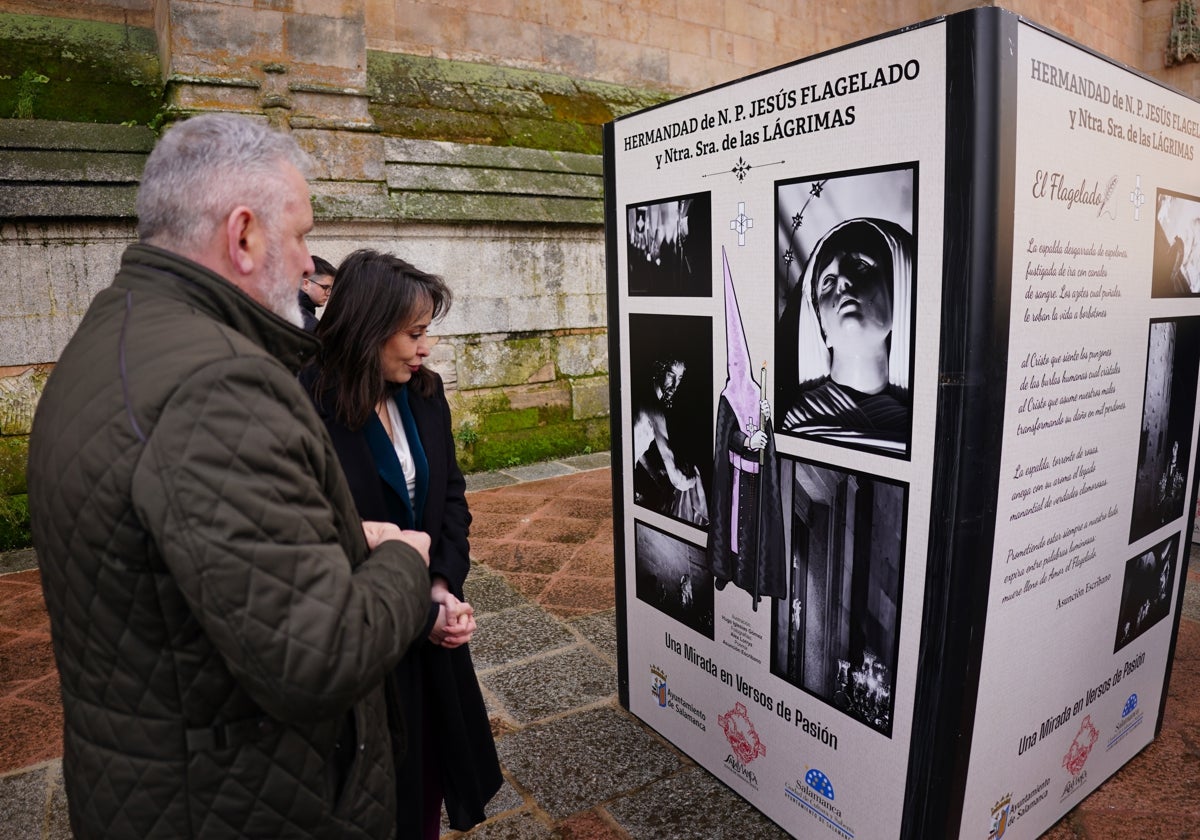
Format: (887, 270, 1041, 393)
(775, 165, 916, 459)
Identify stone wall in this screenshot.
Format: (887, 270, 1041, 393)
(4, 0, 1200, 553)
(5, 0, 1196, 93)
(0, 116, 611, 479)
(363, 0, 1178, 92)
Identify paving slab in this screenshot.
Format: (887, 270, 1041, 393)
(471, 605, 577, 670)
(567, 609, 618, 664)
(464, 569, 530, 616)
(449, 809, 555, 840)
(495, 705, 682, 820)
(0, 550, 37, 575)
(3, 462, 1200, 840)
(604, 766, 790, 840)
(0, 763, 53, 840)
(558, 452, 611, 471)
(501, 462, 579, 484)
(464, 471, 521, 492)
(481, 646, 616, 724)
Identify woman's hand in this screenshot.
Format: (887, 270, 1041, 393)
(430, 578, 477, 648)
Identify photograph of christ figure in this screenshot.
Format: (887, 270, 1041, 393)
(775, 164, 917, 458)
(629, 313, 713, 529)
(1152, 188, 1200, 297)
(1114, 532, 1178, 653)
(627, 192, 712, 296)
(769, 455, 907, 737)
(634, 520, 715, 639)
(1129, 317, 1200, 543)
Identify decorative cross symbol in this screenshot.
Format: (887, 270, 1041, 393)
(1130, 176, 1146, 221)
(730, 202, 754, 246)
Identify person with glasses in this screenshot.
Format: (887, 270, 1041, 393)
(301, 249, 501, 838)
(298, 255, 337, 331)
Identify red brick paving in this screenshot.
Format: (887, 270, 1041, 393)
(555, 807, 628, 840)
(0, 569, 61, 772)
(469, 471, 616, 619)
(2, 468, 1198, 840)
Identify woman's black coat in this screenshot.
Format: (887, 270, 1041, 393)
(303, 368, 502, 834)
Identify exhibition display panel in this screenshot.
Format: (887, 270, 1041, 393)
(604, 9, 1200, 839)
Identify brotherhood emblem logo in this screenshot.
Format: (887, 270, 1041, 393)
(1063, 715, 1099, 775)
(718, 702, 766, 764)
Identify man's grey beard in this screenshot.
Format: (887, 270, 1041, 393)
(262, 236, 304, 328)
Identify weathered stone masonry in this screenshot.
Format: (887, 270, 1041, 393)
(1, 0, 1198, 550)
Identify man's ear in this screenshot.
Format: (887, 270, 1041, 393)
(225, 206, 258, 275)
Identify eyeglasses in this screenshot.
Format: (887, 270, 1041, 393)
(307, 278, 332, 292)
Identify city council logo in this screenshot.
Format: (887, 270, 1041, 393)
(650, 665, 668, 708)
(988, 793, 1011, 839)
(991, 778, 1049, 834)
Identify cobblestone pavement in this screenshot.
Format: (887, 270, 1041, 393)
(2, 454, 1197, 839)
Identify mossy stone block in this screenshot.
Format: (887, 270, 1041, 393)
(478, 407, 540, 434)
(367, 49, 670, 153)
(457, 336, 557, 391)
(0, 435, 28, 496)
(496, 116, 600, 154)
(460, 418, 609, 473)
(0, 13, 162, 124)
(0, 492, 30, 551)
(369, 102, 505, 143)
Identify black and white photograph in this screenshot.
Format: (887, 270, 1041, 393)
(1129, 317, 1200, 543)
(1114, 533, 1179, 653)
(629, 313, 714, 529)
(634, 521, 715, 639)
(706, 248, 787, 612)
(1152, 188, 1200, 297)
(774, 164, 917, 458)
(626, 192, 712, 297)
(770, 456, 907, 737)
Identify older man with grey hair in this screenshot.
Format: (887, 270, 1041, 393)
(28, 113, 433, 839)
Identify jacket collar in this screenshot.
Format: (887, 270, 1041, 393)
(114, 243, 319, 373)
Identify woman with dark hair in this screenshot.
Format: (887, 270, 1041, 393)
(303, 249, 501, 838)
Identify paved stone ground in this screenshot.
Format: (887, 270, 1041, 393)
(2, 454, 1198, 839)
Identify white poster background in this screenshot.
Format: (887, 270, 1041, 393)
(612, 23, 946, 839)
(961, 23, 1200, 840)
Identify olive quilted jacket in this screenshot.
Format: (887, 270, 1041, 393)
(28, 245, 431, 839)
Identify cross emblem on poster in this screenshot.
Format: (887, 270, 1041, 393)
(730, 202, 754, 245)
(1130, 175, 1146, 220)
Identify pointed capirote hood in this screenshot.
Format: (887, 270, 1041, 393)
(719, 247, 762, 426)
